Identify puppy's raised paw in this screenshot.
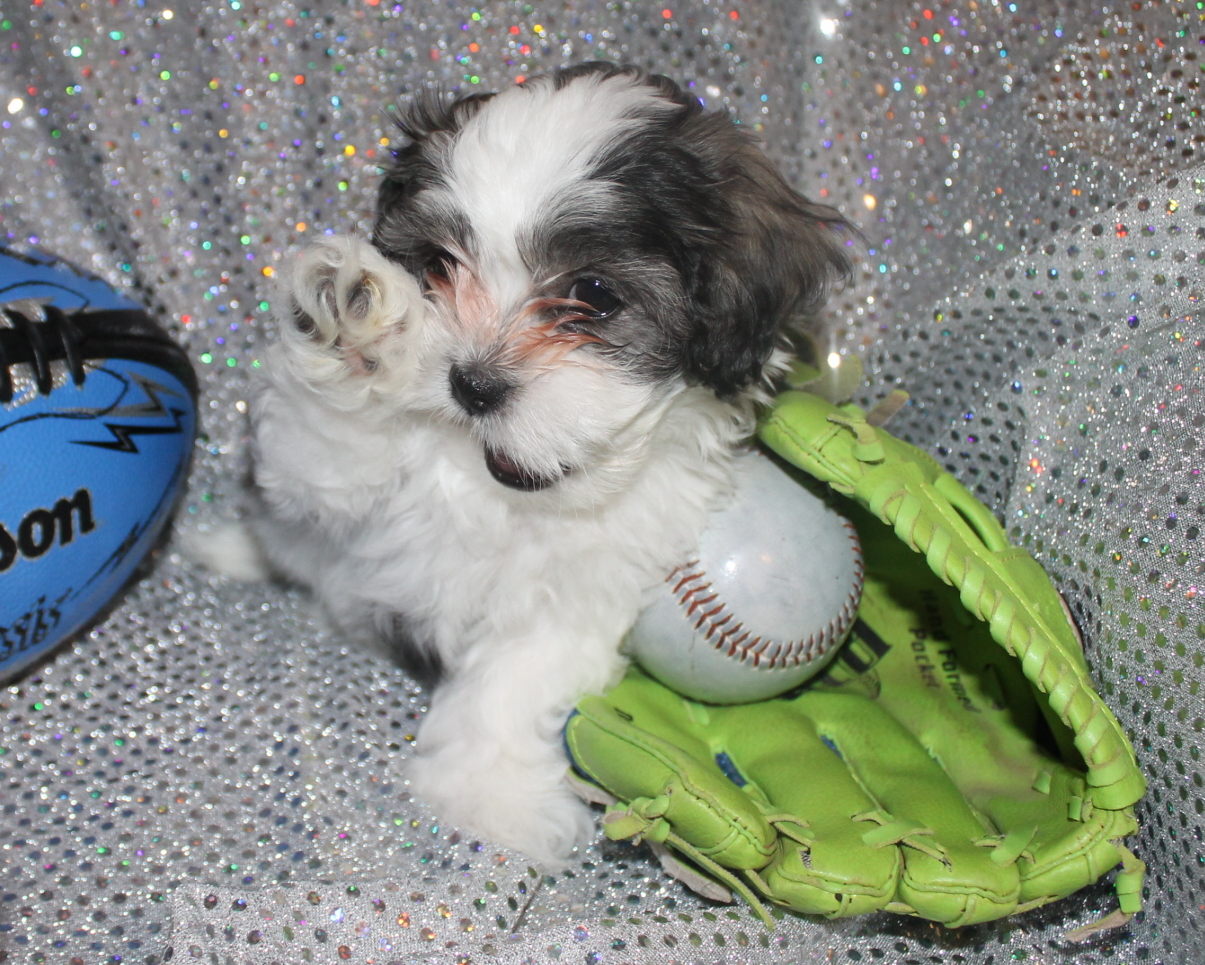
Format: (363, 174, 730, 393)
(279, 235, 426, 396)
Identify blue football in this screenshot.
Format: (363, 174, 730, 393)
(0, 247, 197, 682)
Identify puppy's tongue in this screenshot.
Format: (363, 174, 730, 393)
(485, 448, 558, 492)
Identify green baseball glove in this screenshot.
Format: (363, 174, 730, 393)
(565, 388, 1145, 933)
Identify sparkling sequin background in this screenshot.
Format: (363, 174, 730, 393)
(0, 1, 1200, 963)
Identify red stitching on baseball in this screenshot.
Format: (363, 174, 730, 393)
(667, 513, 864, 670)
(708, 611, 734, 632)
(712, 617, 741, 647)
(725, 629, 751, 657)
(694, 602, 726, 631)
(685, 591, 718, 619)
(668, 564, 702, 595)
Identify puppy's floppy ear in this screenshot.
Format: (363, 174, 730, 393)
(374, 90, 495, 216)
(678, 115, 853, 397)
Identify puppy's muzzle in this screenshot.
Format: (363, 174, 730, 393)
(447, 362, 564, 490)
(449, 363, 512, 416)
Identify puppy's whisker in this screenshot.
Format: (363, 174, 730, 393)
(424, 272, 457, 302)
(501, 321, 607, 369)
(429, 263, 508, 340)
(518, 295, 595, 322)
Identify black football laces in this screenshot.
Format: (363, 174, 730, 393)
(0, 302, 87, 404)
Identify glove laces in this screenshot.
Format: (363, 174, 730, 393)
(601, 795, 779, 928)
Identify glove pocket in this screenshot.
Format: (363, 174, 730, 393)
(706, 699, 904, 919)
(792, 690, 1023, 927)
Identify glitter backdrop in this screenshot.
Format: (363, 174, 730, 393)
(1, 2, 1201, 963)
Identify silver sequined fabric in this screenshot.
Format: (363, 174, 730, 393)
(0, 1, 1200, 963)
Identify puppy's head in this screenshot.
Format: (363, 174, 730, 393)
(373, 63, 851, 495)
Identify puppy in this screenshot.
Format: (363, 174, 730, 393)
(246, 63, 850, 864)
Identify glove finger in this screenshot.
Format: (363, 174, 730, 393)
(567, 674, 775, 870)
(972, 759, 1140, 910)
(795, 689, 1021, 926)
(705, 700, 901, 919)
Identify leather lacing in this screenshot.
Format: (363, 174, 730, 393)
(0, 302, 86, 404)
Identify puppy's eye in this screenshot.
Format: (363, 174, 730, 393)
(568, 277, 622, 319)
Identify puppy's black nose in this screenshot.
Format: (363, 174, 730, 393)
(449, 363, 512, 415)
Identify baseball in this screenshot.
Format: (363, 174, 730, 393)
(626, 449, 863, 704)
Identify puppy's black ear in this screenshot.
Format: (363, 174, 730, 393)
(374, 90, 495, 218)
(679, 115, 853, 397)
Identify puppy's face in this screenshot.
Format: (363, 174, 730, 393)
(372, 63, 850, 496)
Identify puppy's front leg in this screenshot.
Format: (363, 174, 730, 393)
(198, 236, 424, 584)
(253, 236, 426, 529)
(408, 625, 629, 866)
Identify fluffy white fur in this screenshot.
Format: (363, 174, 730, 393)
(249, 235, 750, 863)
(214, 65, 849, 865)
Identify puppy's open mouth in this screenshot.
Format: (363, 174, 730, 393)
(485, 448, 568, 492)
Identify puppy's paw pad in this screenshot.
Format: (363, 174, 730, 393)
(341, 271, 379, 323)
(289, 297, 327, 342)
(287, 250, 345, 345)
(278, 237, 425, 386)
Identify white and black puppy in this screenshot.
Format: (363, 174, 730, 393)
(245, 63, 850, 864)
